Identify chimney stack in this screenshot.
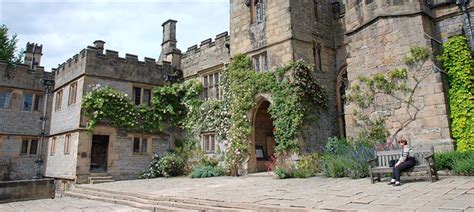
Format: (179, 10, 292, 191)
(23, 42, 43, 70)
(93, 40, 106, 54)
(158, 19, 181, 68)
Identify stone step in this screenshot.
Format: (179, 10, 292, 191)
(75, 185, 254, 209)
(88, 175, 114, 184)
(70, 186, 247, 211)
(89, 176, 114, 180)
(90, 179, 115, 184)
(64, 191, 192, 211)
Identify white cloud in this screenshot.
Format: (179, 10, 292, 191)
(1, 0, 229, 70)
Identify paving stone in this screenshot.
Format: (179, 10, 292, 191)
(7, 175, 474, 211)
(352, 195, 379, 204)
(439, 199, 472, 211)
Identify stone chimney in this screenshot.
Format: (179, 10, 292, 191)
(158, 19, 181, 68)
(93, 40, 106, 54)
(23, 42, 43, 69)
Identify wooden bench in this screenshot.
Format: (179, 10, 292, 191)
(367, 146, 438, 183)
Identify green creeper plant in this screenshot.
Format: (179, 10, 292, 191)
(439, 36, 474, 151)
(82, 55, 327, 176)
(82, 80, 203, 132)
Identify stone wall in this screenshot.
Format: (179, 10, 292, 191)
(74, 126, 175, 183)
(289, 0, 340, 151)
(44, 132, 78, 179)
(181, 32, 230, 79)
(230, 0, 294, 68)
(49, 77, 84, 135)
(432, 4, 474, 43)
(0, 62, 53, 180)
(0, 178, 55, 203)
(342, 1, 458, 150)
(0, 62, 53, 136)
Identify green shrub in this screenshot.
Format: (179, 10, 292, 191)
(158, 152, 186, 177)
(452, 156, 474, 176)
(190, 164, 224, 178)
(325, 137, 350, 155)
(435, 151, 474, 170)
(274, 166, 293, 179)
(139, 154, 161, 179)
(322, 154, 346, 178)
(273, 152, 320, 179)
(293, 153, 320, 178)
(321, 137, 374, 179)
(139, 152, 186, 179)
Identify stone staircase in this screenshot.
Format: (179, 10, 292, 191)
(88, 173, 114, 184)
(64, 185, 254, 211)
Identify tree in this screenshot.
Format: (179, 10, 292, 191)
(0, 25, 23, 65)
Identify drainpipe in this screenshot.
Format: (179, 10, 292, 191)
(456, 0, 474, 52)
(35, 78, 54, 179)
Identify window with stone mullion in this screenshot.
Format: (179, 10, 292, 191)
(202, 133, 216, 153)
(0, 92, 11, 109)
(23, 94, 33, 111)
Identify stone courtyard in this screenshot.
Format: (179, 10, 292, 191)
(3, 174, 473, 211)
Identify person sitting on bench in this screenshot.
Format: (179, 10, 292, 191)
(388, 138, 416, 186)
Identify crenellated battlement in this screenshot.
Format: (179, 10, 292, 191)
(53, 41, 175, 89)
(182, 31, 229, 59)
(181, 32, 231, 78)
(0, 60, 52, 91)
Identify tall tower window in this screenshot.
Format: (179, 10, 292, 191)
(252, 52, 268, 73)
(313, 43, 322, 71)
(250, 0, 265, 24)
(336, 69, 348, 137)
(313, 0, 320, 22)
(202, 72, 222, 100)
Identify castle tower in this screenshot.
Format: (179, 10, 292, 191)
(158, 19, 182, 68)
(341, 0, 460, 150)
(229, 0, 340, 173)
(23, 42, 43, 69)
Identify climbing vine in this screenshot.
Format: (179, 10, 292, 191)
(346, 46, 431, 144)
(82, 80, 202, 132)
(439, 36, 474, 151)
(223, 55, 327, 174)
(82, 55, 327, 175)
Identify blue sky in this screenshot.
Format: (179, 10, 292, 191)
(1, 0, 229, 70)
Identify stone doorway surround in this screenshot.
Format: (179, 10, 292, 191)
(248, 94, 275, 173)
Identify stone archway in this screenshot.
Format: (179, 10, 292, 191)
(248, 98, 275, 173)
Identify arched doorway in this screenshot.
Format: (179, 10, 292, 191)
(249, 100, 275, 173)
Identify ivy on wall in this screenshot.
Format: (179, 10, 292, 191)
(82, 55, 327, 175)
(223, 55, 327, 174)
(82, 80, 203, 132)
(439, 36, 474, 151)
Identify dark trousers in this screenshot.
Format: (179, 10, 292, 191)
(392, 157, 416, 181)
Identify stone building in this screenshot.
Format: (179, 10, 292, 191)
(43, 21, 178, 183)
(180, 0, 473, 173)
(2, 0, 472, 181)
(0, 43, 53, 180)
